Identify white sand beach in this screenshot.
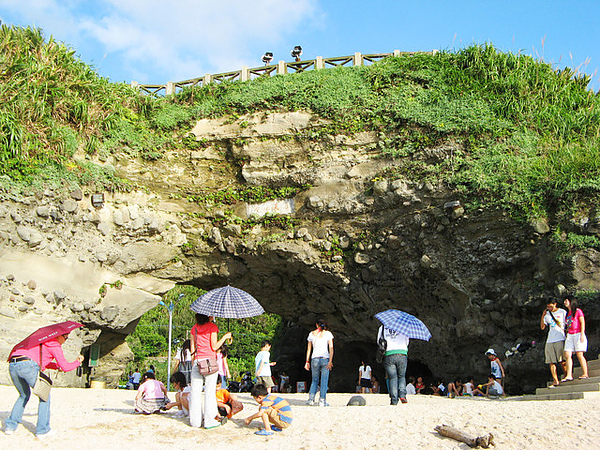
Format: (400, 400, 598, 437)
(0, 385, 598, 449)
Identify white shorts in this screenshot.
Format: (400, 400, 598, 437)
(564, 333, 587, 353)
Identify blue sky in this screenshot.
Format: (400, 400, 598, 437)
(1, 0, 599, 90)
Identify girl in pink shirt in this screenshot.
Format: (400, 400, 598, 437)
(189, 314, 232, 429)
(135, 372, 169, 414)
(561, 297, 589, 381)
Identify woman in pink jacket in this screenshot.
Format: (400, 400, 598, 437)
(5, 334, 83, 437)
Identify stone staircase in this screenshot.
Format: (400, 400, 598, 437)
(529, 358, 600, 400)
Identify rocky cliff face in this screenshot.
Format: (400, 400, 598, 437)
(1, 111, 598, 393)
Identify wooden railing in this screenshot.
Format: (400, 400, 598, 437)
(133, 50, 436, 96)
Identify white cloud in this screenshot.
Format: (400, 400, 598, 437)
(0, 0, 321, 83)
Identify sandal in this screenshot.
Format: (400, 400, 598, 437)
(560, 377, 573, 382)
(255, 429, 273, 436)
(578, 376, 589, 379)
(271, 426, 282, 432)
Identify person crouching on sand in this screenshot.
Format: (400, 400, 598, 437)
(135, 371, 169, 414)
(216, 386, 243, 423)
(164, 371, 190, 417)
(244, 384, 292, 436)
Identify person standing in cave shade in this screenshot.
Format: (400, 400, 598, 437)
(540, 297, 567, 387)
(304, 318, 334, 406)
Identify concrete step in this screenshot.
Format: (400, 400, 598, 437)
(546, 375, 600, 387)
(577, 358, 600, 370)
(524, 391, 600, 401)
(570, 357, 599, 376)
(536, 381, 600, 396)
(574, 368, 600, 378)
(523, 392, 585, 401)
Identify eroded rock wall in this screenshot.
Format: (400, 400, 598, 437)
(1, 110, 599, 393)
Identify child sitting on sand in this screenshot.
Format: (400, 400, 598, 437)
(462, 377, 474, 396)
(216, 386, 244, 421)
(415, 376, 425, 394)
(447, 378, 463, 398)
(472, 375, 504, 397)
(406, 377, 416, 395)
(431, 379, 446, 396)
(244, 384, 293, 436)
(164, 372, 190, 416)
(371, 375, 380, 394)
(135, 371, 169, 414)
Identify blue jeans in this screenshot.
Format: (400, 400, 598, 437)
(383, 353, 407, 405)
(308, 357, 330, 402)
(6, 360, 51, 435)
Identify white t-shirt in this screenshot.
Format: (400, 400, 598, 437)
(406, 383, 416, 395)
(308, 330, 334, 359)
(490, 380, 504, 395)
(438, 383, 445, 393)
(544, 309, 567, 343)
(377, 326, 409, 352)
(132, 372, 141, 383)
(463, 382, 474, 395)
(359, 365, 372, 380)
(255, 350, 271, 376)
(176, 348, 192, 362)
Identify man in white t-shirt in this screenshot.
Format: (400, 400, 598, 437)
(540, 297, 567, 387)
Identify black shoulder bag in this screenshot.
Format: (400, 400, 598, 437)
(376, 327, 387, 363)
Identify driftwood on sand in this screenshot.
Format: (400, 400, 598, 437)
(434, 424, 495, 448)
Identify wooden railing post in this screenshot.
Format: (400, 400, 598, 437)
(316, 56, 324, 69)
(166, 82, 175, 96)
(131, 81, 139, 89)
(354, 52, 363, 66)
(204, 74, 211, 85)
(393, 50, 401, 57)
(277, 61, 287, 75)
(241, 66, 250, 82)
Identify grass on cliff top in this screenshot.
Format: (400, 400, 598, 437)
(0, 25, 197, 191)
(1, 23, 599, 221)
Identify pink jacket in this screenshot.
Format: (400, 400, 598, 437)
(11, 339, 80, 372)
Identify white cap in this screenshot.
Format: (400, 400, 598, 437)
(485, 348, 496, 356)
